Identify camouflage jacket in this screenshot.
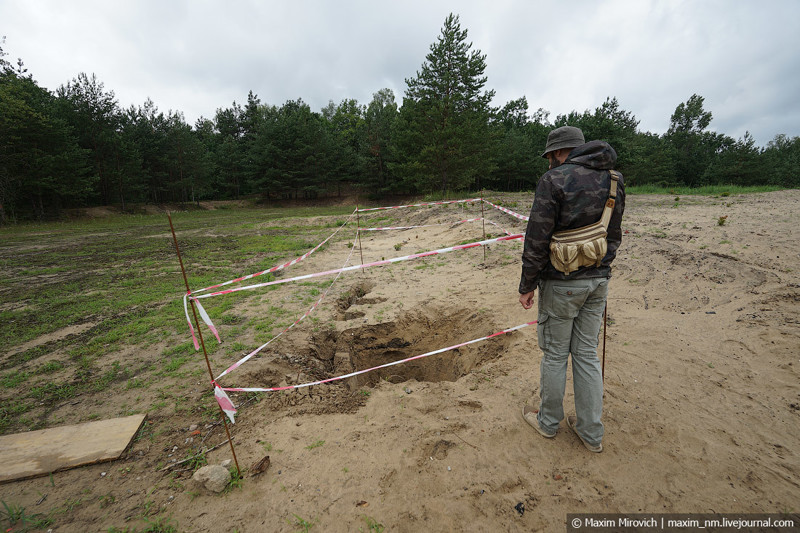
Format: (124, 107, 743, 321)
(519, 140, 625, 294)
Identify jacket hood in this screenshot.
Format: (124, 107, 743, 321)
(565, 140, 617, 170)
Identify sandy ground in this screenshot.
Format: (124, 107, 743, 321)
(2, 191, 799, 532)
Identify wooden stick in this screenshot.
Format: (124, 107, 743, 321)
(602, 303, 608, 383)
(356, 204, 364, 273)
(480, 192, 486, 263)
(167, 212, 241, 479)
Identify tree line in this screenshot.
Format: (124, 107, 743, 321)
(1, 15, 798, 223)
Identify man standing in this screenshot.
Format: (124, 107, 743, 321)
(519, 125, 625, 453)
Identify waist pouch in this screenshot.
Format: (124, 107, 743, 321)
(549, 222, 608, 275)
(548, 170, 620, 276)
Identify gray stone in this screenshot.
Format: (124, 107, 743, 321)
(191, 465, 230, 493)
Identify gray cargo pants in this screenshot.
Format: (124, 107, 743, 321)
(536, 277, 608, 446)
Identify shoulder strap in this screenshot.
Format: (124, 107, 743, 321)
(599, 170, 620, 229)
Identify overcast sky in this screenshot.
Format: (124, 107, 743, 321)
(2, 0, 799, 146)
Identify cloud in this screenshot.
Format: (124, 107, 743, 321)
(1, 0, 798, 145)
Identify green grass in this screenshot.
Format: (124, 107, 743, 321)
(1, 500, 54, 531)
(0, 205, 355, 436)
(1, 369, 30, 388)
(29, 381, 77, 404)
(362, 515, 385, 532)
(626, 184, 785, 195)
(290, 514, 316, 532)
(107, 515, 179, 532)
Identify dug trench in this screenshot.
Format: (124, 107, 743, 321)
(330, 304, 510, 389)
(235, 283, 512, 418)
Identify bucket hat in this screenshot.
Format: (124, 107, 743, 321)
(541, 126, 585, 158)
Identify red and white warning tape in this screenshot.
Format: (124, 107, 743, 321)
(357, 198, 481, 212)
(184, 294, 221, 351)
(193, 232, 523, 300)
(482, 217, 513, 236)
(183, 211, 357, 349)
(176, 196, 534, 424)
(190, 209, 357, 296)
(482, 199, 529, 222)
(213, 234, 358, 381)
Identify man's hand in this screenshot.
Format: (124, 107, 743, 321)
(519, 290, 536, 310)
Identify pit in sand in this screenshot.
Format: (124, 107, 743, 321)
(314, 280, 511, 390)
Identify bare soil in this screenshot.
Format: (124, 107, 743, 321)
(1, 191, 799, 532)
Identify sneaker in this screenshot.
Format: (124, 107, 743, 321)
(522, 405, 555, 438)
(566, 415, 602, 453)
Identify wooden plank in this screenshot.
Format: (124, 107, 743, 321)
(0, 414, 146, 484)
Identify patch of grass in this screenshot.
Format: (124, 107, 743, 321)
(452, 237, 482, 246)
(305, 439, 325, 450)
(137, 515, 179, 533)
(58, 496, 85, 513)
(290, 514, 316, 532)
(93, 361, 129, 392)
(224, 470, 244, 493)
(148, 400, 168, 412)
(374, 306, 390, 322)
(29, 381, 77, 404)
(362, 515, 385, 532)
(1, 369, 30, 388)
(219, 313, 245, 325)
(183, 449, 208, 472)
(227, 341, 249, 354)
(127, 377, 147, 389)
(1, 500, 54, 531)
(627, 184, 783, 195)
(99, 493, 116, 509)
(161, 354, 192, 374)
(134, 420, 155, 442)
(0, 400, 30, 433)
(37, 360, 65, 374)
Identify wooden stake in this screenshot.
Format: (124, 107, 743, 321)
(167, 212, 241, 479)
(480, 192, 487, 263)
(602, 303, 608, 383)
(356, 204, 364, 272)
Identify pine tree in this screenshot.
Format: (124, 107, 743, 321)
(397, 13, 496, 195)
(1, 63, 92, 220)
(364, 88, 398, 193)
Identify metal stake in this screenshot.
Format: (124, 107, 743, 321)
(167, 212, 241, 478)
